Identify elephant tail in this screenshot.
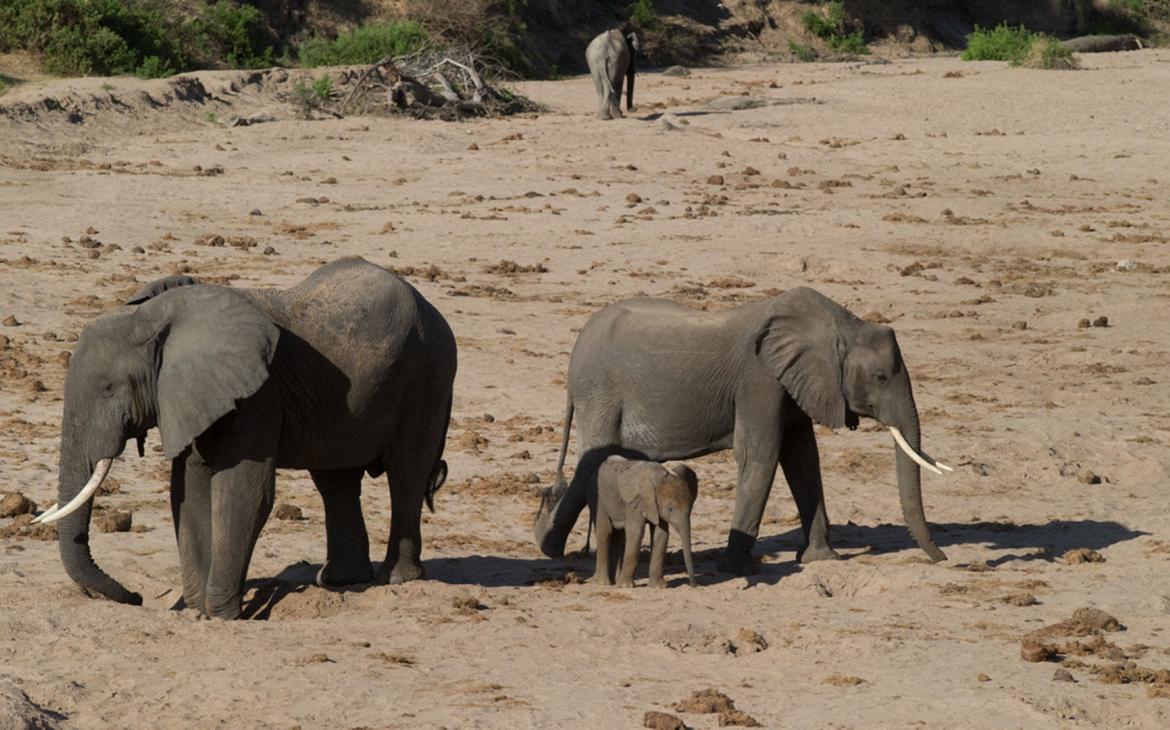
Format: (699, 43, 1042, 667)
(425, 390, 454, 513)
(553, 391, 573, 496)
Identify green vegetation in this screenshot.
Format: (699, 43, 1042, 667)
(0, 0, 274, 78)
(788, 42, 816, 62)
(960, 23, 1038, 62)
(800, 1, 868, 54)
(629, 0, 659, 29)
(299, 21, 430, 67)
(962, 24, 1079, 69)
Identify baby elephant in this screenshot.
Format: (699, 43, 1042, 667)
(591, 456, 698, 587)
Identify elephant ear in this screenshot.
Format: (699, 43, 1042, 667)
(126, 274, 200, 305)
(619, 463, 661, 524)
(151, 286, 280, 459)
(755, 287, 849, 429)
(665, 462, 699, 503)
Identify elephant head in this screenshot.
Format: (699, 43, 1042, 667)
(620, 461, 699, 586)
(756, 287, 950, 562)
(38, 282, 279, 604)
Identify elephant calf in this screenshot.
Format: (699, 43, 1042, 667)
(590, 456, 698, 588)
(586, 28, 638, 120)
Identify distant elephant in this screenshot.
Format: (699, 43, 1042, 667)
(534, 287, 951, 575)
(591, 456, 698, 588)
(37, 258, 457, 619)
(586, 28, 638, 120)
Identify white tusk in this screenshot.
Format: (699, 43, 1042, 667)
(30, 502, 59, 524)
(39, 459, 112, 525)
(889, 428, 944, 476)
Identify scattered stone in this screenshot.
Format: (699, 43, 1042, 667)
(1116, 259, 1138, 272)
(674, 688, 735, 714)
(824, 675, 865, 686)
(661, 65, 691, 77)
(1077, 319, 1091, 328)
(643, 711, 686, 730)
(1021, 639, 1055, 662)
(1002, 593, 1039, 607)
(132, 246, 146, 254)
(742, 166, 760, 176)
(274, 503, 304, 521)
(2, 316, 19, 327)
(1092, 316, 1109, 328)
(1063, 548, 1105, 565)
(0, 679, 61, 729)
(451, 595, 487, 614)
(467, 143, 479, 150)
(94, 509, 132, 533)
(719, 709, 762, 727)
(977, 673, 991, 682)
(0, 514, 56, 540)
(732, 629, 768, 654)
(1053, 668, 1077, 682)
(195, 234, 225, 247)
(483, 260, 548, 275)
(707, 175, 724, 185)
(0, 493, 37, 518)
(263, 246, 277, 255)
(1077, 469, 1102, 485)
(626, 193, 642, 204)
(0, 335, 8, 349)
(1012, 321, 1028, 330)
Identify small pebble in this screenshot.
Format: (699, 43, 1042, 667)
(2, 316, 19, 327)
(1077, 319, 1091, 328)
(707, 175, 724, 185)
(1012, 321, 1028, 330)
(274, 503, 303, 520)
(1053, 669, 1077, 683)
(1092, 316, 1109, 327)
(1077, 469, 1102, 485)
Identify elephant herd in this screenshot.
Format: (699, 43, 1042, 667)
(29, 30, 951, 619)
(35, 256, 950, 619)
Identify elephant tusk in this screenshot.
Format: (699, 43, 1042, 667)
(31, 502, 59, 524)
(39, 458, 112, 524)
(889, 428, 945, 477)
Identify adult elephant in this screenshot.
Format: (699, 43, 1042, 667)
(38, 258, 457, 619)
(533, 287, 951, 574)
(586, 28, 638, 120)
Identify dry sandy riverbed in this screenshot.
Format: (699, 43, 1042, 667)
(2, 51, 1170, 727)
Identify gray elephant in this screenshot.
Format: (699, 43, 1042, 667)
(586, 28, 638, 120)
(37, 258, 457, 619)
(534, 287, 952, 575)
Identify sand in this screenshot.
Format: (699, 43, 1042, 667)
(2, 50, 1169, 728)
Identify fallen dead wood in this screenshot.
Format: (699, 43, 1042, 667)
(1061, 35, 1144, 53)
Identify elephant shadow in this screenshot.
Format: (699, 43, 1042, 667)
(755, 518, 1148, 568)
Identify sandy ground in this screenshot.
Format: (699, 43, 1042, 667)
(2, 51, 1170, 728)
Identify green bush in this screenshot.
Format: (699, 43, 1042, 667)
(1019, 36, 1080, 69)
(629, 0, 658, 29)
(788, 41, 816, 62)
(800, 1, 868, 55)
(0, 0, 275, 77)
(299, 22, 429, 67)
(961, 24, 1037, 62)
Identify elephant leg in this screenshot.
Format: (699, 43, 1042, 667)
(617, 517, 644, 587)
(171, 448, 212, 613)
(591, 71, 610, 120)
(592, 511, 613, 585)
(779, 410, 840, 563)
(202, 401, 280, 620)
(311, 468, 373, 587)
(648, 523, 668, 589)
(720, 409, 781, 576)
(609, 528, 624, 580)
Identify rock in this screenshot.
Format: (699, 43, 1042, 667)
(1116, 259, 1138, 272)
(250, 209, 263, 216)
(1063, 548, 1105, 565)
(1001, 593, 1039, 607)
(674, 688, 735, 714)
(626, 193, 643, 204)
(0, 493, 37, 518)
(719, 710, 762, 727)
(732, 628, 768, 654)
(706, 175, 724, 185)
(1077, 469, 1102, 485)
(643, 711, 685, 730)
(977, 673, 991, 682)
(0, 678, 62, 729)
(1092, 316, 1109, 327)
(0, 335, 7, 349)
(1053, 668, 1077, 682)
(93, 510, 132, 533)
(274, 503, 303, 521)
(742, 166, 760, 176)
(661, 65, 691, 77)
(0, 514, 56, 541)
(131, 246, 145, 254)
(1077, 319, 1091, 328)
(1021, 639, 1054, 662)
(2, 316, 19, 327)
(1070, 607, 1121, 632)
(823, 675, 865, 686)
(467, 143, 479, 150)
(262, 246, 277, 255)
(1012, 321, 1028, 330)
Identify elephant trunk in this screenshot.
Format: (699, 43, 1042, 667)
(890, 404, 946, 563)
(675, 517, 696, 587)
(55, 437, 142, 605)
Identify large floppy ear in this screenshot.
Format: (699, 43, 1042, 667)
(755, 287, 849, 429)
(145, 286, 280, 459)
(665, 462, 699, 504)
(126, 274, 200, 305)
(619, 463, 661, 524)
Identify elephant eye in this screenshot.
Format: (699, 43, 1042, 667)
(874, 372, 889, 384)
(99, 380, 116, 397)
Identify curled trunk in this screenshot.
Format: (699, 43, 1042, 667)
(56, 443, 142, 605)
(892, 406, 947, 563)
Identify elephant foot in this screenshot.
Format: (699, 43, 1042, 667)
(616, 577, 635, 588)
(204, 593, 242, 620)
(798, 544, 842, 564)
(380, 559, 425, 585)
(589, 574, 613, 586)
(717, 550, 757, 576)
(318, 559, 374, 588)
(648, 578, 666, 589)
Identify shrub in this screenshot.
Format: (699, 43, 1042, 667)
(788, 42, 816, 62)
(629, 0, 659, 30)
(800, 1, 868, 55)
(190, 1, 275, 69)
(1019, 37, 1080, 69)
(961, 24, 1037, 63)
(299, 21, 430, 67)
